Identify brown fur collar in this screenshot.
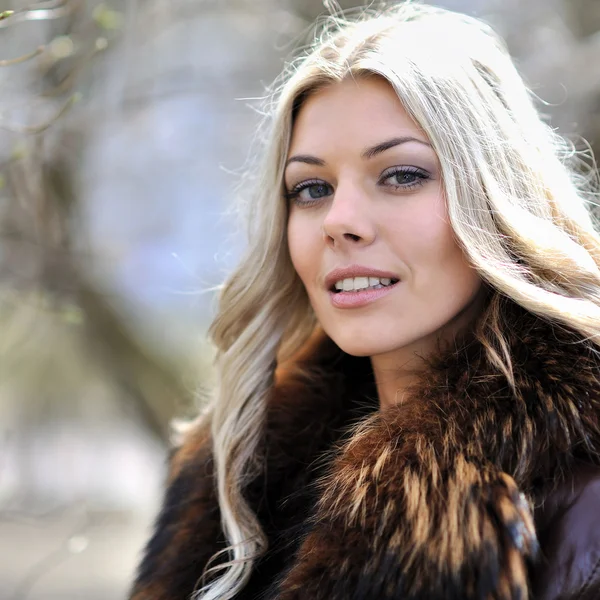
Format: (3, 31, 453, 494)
(130, 300, 600, 600)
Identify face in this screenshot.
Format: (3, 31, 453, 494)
(285, 77, 483, 364)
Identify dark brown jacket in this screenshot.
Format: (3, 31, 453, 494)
(130, 302, 600, 599)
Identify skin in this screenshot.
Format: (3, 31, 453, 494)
(285, 77, 485, 409)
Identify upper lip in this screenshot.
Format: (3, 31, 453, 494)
(324, 265, 400, 290)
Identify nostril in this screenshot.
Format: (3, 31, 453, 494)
(344, 233, 361, 242)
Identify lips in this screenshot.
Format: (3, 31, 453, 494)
(328, 280, 399, 308)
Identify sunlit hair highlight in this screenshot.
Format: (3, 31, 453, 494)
(192, 2, 600, 598)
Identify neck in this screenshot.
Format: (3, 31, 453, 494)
(371, 339, 433, 410)
(372, 288, 488, 410)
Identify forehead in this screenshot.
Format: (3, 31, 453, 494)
(289, 77, 428, 152)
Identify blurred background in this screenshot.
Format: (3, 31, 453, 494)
(0, 0, 598, 598)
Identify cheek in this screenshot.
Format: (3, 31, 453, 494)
(390, 195, 479, 293)
(387, 194, 455, 264)
(287, 213, 318, 287)
(420, 212, 481, 300)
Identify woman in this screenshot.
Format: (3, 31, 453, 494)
(130, 3, 600, 599)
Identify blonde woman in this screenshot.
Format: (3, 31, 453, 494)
(129, 3, 600, 599)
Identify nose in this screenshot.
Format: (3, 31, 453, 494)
(322, 180, 376, 249)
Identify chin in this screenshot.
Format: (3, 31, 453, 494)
(328, 330, 404, 358)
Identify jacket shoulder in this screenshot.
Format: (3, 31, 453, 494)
(129, 421, 224, 600)
(533, 464, 600, 600)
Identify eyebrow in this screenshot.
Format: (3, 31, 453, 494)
(285, 136, 431, 168)
(362, 136, 431, 159)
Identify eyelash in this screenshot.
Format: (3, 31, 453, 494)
(284, 166, 430, 207)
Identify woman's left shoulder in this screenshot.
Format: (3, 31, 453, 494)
(532, 463, 600, 600)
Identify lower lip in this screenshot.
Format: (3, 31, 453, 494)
(328, 282, 399, 308)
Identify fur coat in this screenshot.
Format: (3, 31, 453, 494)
(129, 301, 600, 599)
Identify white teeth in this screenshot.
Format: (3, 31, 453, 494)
(333, 276, 396, 292)
(354, 276, 369, 290)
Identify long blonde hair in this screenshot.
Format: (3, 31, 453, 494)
(195, 2, 600, 598)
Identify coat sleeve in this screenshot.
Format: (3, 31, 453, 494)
(128, 424, 225, 600)
(532, 470, 600, 600)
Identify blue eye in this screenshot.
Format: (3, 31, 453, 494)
(285, 179, 333, 206)
(285, 167, 429, 206)
(380, 166, 429, 189)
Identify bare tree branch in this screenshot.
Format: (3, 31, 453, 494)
(0, 0, 78, 28)
(0, 47, 45, 67)
(0, 94, 80, 134)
